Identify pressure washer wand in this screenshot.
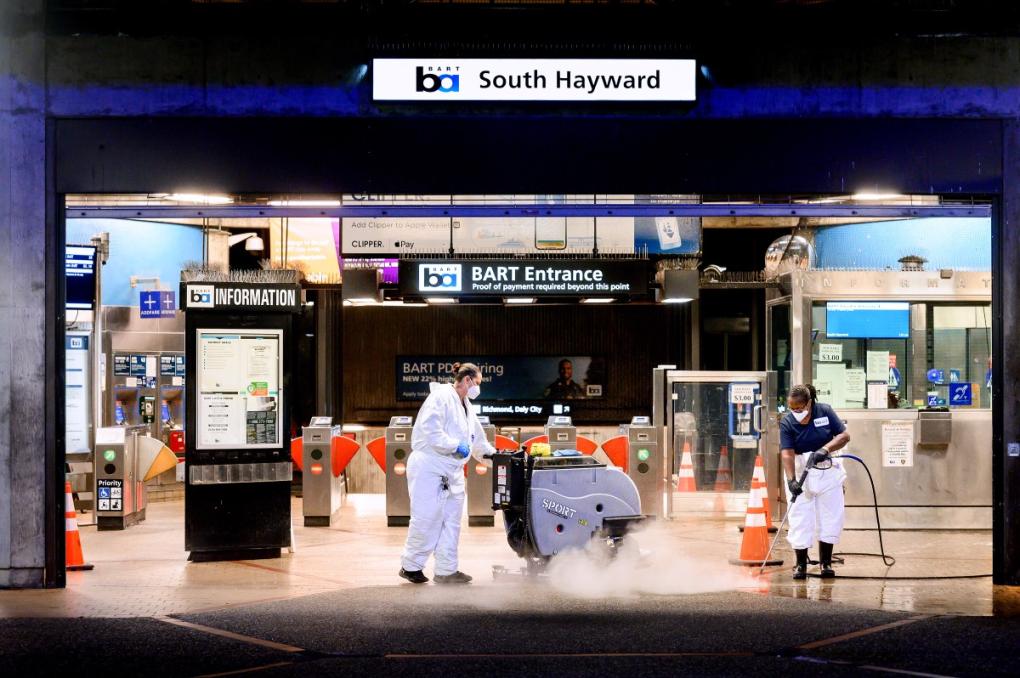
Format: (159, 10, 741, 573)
(758, 461, 812, 575)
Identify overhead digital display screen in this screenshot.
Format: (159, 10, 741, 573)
(65, 245, 97, 310)
(826, 302, 910, 339)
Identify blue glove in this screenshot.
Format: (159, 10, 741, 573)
(455, 441, 471, 459)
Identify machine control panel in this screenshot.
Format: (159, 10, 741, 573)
(309, 416, 333, 427)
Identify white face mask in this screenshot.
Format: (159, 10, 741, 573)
(467, 383, 481, 400)
(791, 406, 810, 423)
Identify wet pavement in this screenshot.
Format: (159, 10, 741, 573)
(1, 494, 1016, 676)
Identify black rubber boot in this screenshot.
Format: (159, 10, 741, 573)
(819, 542, 836, 578)
(399, 568, 429, 584)
(793, 548, 808, 580)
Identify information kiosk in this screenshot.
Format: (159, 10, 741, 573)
(181, 276, 301, 558)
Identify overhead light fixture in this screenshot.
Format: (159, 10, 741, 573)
(342, 268, 382, 304)
(581, 298, 615, 304)
(166, 193, 233, 205)
(851, 192, 904, 202)
(426, 297, 457, 304)
(505, 297, 536, 304)
(267, 199, 342, 207)
(663, 270, 699, 304)
(227, 232, 264, 252)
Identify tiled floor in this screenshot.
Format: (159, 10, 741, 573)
(0, 494, 1001, 618)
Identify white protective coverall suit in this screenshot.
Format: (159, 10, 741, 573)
(786, 453, 847, 550)
(400, 383, 495, 575)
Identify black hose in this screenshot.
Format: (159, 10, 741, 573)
(803, 454, 991, 580)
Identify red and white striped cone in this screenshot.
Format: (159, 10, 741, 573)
(713, 444, 733, 492)
(729, 481, 783, 567)
(739, 455, 778, 533)
(676, 441, 697, 492)
(65, 481, 94, 571)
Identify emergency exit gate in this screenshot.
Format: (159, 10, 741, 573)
(652, 369, 779, 519)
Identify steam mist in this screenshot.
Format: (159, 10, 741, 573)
(544, 522, 756, 598)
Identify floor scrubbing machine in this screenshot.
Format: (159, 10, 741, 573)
(489, 447, 645, 577)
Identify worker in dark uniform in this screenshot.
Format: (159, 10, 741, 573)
(780, 384, 851, 579)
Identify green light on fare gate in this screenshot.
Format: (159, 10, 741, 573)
(103, 449, 116, 462)
(637, 448, 650, 461)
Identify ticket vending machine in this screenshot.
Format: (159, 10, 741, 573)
(182, 279, 300, 559)
(467, 416, 496, 527)
(624, 416, 664, 519)
(385, 416, 414, 527)
(545, 415, 576, 451)
(302, 416, 344, 527)
(108, 352, 160, 438)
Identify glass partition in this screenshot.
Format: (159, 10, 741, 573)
(809, 301, 991, 409)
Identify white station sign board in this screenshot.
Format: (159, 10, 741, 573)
(373, 59, 697, 102)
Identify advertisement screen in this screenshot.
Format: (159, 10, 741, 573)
(826, 302, 911, 339)
(397, 356, 605, 402)
(66, 245, 97, 310)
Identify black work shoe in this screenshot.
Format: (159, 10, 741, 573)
(399, 568, 429, 584)
(434, 571, 473, 584)
(819, 564, 836, 579)
(792, 564, 808, 580)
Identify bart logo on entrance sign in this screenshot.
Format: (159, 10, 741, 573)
(416, 67, 460, 93)
(187, 284, 215, 308)
(419, 264, 462, 292)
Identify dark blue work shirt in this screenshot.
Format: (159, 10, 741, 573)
(780, 402, 846, 454)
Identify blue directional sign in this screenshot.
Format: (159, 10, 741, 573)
(949, 369, 961, 384)
(950, 383, 973, 407)
(927, 368, 945, 384)
(139, 291, 176, 319)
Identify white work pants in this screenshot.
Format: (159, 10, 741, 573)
(400, 451, 465, 576)
(785, 456, 847, 550)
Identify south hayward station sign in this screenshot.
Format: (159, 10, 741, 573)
(373, 59, 697, 102)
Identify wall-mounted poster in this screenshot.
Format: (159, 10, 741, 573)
(196, 329, 283, 449)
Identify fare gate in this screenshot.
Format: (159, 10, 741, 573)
(385, 416, 414, 527)
(467, 416, 496, 526)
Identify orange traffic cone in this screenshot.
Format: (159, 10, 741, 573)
(713, 444, 733, 491)
(676, 441, 697, 492)
(729, 480, 783, 567)
(739, 455, 778, 533)
(65, 481, 93, 571)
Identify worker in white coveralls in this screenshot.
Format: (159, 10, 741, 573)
(399, 363, 495, 584)
(780, 383, 851, 580)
